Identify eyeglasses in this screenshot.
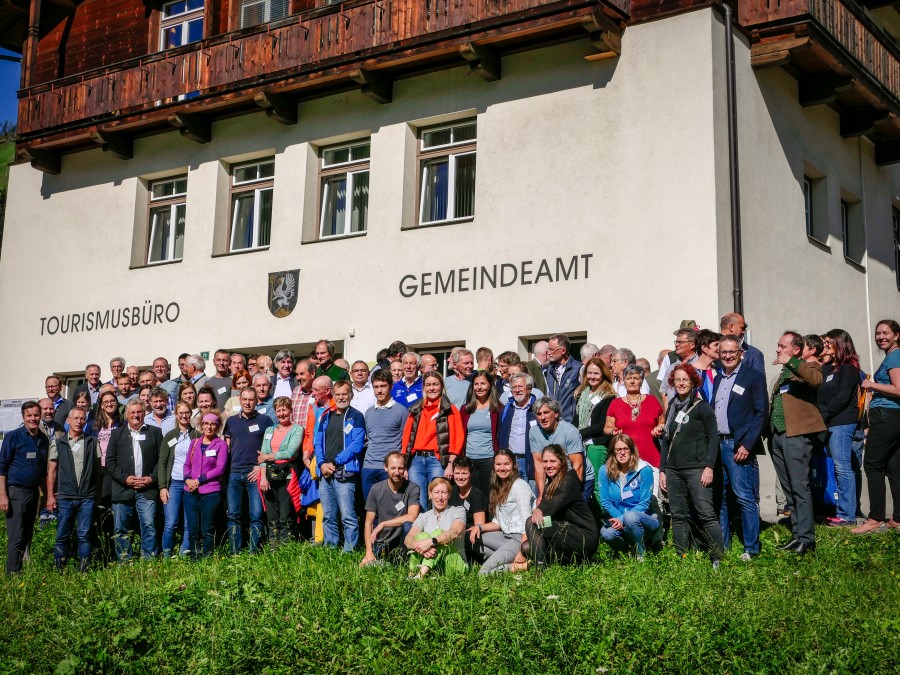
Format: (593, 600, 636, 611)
(719, 350, 741, 357)
(674, 340, 692, 345)
(672, 378, 692, 384)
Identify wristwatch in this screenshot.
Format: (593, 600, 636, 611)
(431, 537, 439, 548)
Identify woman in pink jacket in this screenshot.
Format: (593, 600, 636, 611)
(183, 412, 229, 558)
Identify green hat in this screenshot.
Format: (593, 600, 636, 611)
(673, 320, 697, 335)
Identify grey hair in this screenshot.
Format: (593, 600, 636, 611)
(252, 372, 271, 385)
(623, 364, 645, 380)
(580, 343, 600, 360)
(402, 351, 421, 365)
(532, 396, 561, 416)
(274, 349, 294, 364)
(616, 348, 636, 365)
(110, 357, 126, 367)
(509, 372, 534, 388)
(186, 354, 205, 371)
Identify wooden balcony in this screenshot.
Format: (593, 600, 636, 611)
(741, 0, 900, 164)
(16, 0, 628, 172)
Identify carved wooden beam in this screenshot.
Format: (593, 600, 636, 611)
(840, 108, 892, 138)
(349, 68, 392, 104)
(798, 73, 855, 107)
(460, 42, 500, 82)
(253, 91, 298, 125)
(89, 130, 133, 160)
(167, 113, 212, 143)
(875, 140, 900, 166)
(580, 11, 621, 61)
(22, 147, 60, 175)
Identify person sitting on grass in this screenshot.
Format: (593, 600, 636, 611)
(469, 449, 534, 574)
(449, 456, 487, 561)
(598, 434, 660, 560)
(404, 477, 467, 578)
(360, 451, 421, 567)
(518, 444, 599, 570)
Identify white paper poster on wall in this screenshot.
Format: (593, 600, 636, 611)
(0, 399, 28, 440)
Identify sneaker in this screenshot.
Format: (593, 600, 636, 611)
(851, 519, 887, 535)
(636, 554, 645, 563)
(739, 552, 753, 563)
(826, 519, 856, 528)
(887, 519, 900, 531)
(711, 560, 720, 570)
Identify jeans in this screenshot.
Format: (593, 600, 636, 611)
(184, 490, 220, 558)
(319, 475, 359, 552)
(666, 467, 724, 560)
(771, 431, 817, 544)
(162, 479, 189, 557)
(112, 493, 158, 561)
(600, 510, 660, 555)
(361, 467, 388, 502)
(863, 407, 900, 522)
(826, 424, 859, 523)
(514, 456, 538, 498)
(372, 522, 413, 561)
(408, 454, 444, 511)
(851, 427, 865, 517)
(226, 470, 264, 554)
(719, 439, 761, 555)
(55, 498, 95, 570)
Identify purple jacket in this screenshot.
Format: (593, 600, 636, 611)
(183, 437, 228, 494)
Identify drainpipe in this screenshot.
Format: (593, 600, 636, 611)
(723, 2, 744, 315)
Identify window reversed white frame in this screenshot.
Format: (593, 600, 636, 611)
(147, 176, 187, 264)
(239, 0, 288, 28)
(160, 0, 204, 50)
(417, 120, 476, 226)
(318, 140, 370, 239)
(229, 159, 274, 252)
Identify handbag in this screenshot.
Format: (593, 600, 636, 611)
(266, 462, 291, 482)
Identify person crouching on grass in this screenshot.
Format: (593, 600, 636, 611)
(404, 477, 467, 578)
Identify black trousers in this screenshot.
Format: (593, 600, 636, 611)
(264, 478, 296, 544)
(469, 458, 494, 501)
(771, 432, 817, 544)
(864, 408, 900, 521)
(666, 467, 724, 559)
(524, 518, 597, 566)
(6, 486, 38, 574)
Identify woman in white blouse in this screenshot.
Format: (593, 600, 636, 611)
(470, 449, 534, 574)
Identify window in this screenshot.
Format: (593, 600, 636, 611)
(230, 159, 274, 252)
(803, 176, 813, 237)
(160, 0, 204, 49)
(803, 167, 827, 245)
(418, 120, 476, 225)
(319, 140, 370, 239)
(894, 208, 900, 291)
(147, 176, 187, 264)
(841, 194, 865, 266)
(239, 0, 288, 28)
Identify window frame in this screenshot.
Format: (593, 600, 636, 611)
(416, 120, 477, 227)
(228, 158, 275, 253)
(803, 176, 813, 238)
(146, 175, 188, 265)
(238, 0, 289, 29)
(159, 0, 205, 51)
(317, 139, 371, 240)
(894, 207, 900, 291)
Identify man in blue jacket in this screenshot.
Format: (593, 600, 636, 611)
(543, 333, 581, 424)
(713, 334, 768, 561)
(315, 380, 366, 552)
(498, 372, 537, 490)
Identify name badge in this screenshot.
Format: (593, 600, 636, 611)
(529, 420, 537, 428)
(621, 489, 633, 499)
(542, 515, 552, 528)
(732, 385, 745, 396)
(218, 387, 227, 395)
(779, 384, 790, 395)
(248, 425, 260, 433)
(343, 424, 353, 434)
(590, 395, 601, 405)
(136, 434, 146, 441)
(233, 405, 241, 412)
(826, 374, 835, 383)
(205, 449, 217, 457)
(395, 501, 405, 512)
(406, 393, 417, 402)
(585, 438, 594, 446)
(26, 452, 36, 459)
(431, 413, 440, 421)
(168, 438, 178, 448)
(675, 411, 688, 424)
(463, 500, 470, 510)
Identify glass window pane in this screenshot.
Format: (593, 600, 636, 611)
(350, 143, 370, 161)
(186, 0, 204, 11)
(173, 204, 186, 259)
(162, 0, 187, 18)
(323, 147, 350, 167)
(187, 18, 204, 44)
(161, 24, 183, 49)
(421, 159, 449, 223)
(233, 165, 256, 184)
(270, 0, 289, 20)
(320, 175, 347, 237)
(350, 171, 369, 233)
(454, 153, 476, 219)
(148, 207, 171, 263)
(258, 188, 272, 247)
(231, 193, 255, 250)
(452, 122, 476, 143)
(258, 161, 275, 180)
(422, 128, 452, 149)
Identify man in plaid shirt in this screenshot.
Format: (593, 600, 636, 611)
(290, 359, 315, 426)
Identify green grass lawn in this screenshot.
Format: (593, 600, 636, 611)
(0, 522, 897, 674)
(0, 141, 14, 192)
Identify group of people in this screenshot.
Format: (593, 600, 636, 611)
(1, 312, 898, 576)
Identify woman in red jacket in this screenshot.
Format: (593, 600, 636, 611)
(402, 372, 464, 511)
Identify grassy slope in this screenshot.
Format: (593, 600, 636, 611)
(0, 141, 13, 191)
(0, 523, 897, 674)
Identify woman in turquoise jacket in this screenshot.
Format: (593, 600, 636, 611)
(257, 396, 304, 545)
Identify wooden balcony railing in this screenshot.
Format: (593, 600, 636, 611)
(18, 0, 628, 140)
(740, 0, 900, 106)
